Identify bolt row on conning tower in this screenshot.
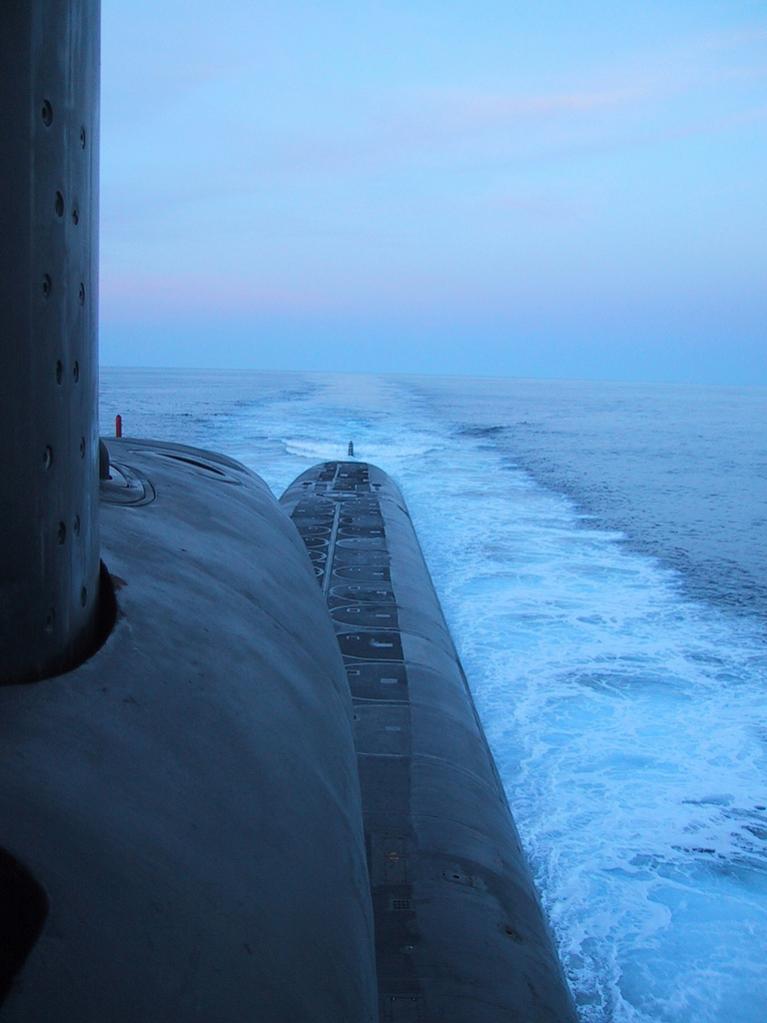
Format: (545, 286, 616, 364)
(0, 1, 102, 683)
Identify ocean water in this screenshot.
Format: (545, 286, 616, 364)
(100, 368, 767, 1023)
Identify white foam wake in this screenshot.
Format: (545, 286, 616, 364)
(403, 450, 767, 1023)
(102, 369, 767, 1022)
(248, 375, 767, 1023)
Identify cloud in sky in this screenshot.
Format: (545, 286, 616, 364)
(100, 2, 767, 383)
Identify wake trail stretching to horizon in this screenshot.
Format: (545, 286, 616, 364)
(100, 368, 767, 1023)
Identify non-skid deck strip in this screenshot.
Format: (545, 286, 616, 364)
(283, 461, 576, 1023)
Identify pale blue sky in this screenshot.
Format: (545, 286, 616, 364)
(101, 2, 767, 383)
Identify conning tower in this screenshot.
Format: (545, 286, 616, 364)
(0, 1, 102, 684)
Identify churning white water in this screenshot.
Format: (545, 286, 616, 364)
(101, 369, 767, 1022)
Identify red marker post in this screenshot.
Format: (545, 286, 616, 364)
(115, 414, 122, 438)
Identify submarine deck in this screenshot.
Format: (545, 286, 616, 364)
(282, 461, 576, 1023)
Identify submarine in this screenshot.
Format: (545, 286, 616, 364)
(0, 2, 577, 1020)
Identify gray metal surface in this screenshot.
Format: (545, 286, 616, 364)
(282, 462, 577, 1022)
(0, 1, 102, 682)
(0, 441, 378, 1022)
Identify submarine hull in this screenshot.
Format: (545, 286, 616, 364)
(0, 441, 378, 1021)
(282, 461, 577, 1022)
(2, 1, 573, 1016)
